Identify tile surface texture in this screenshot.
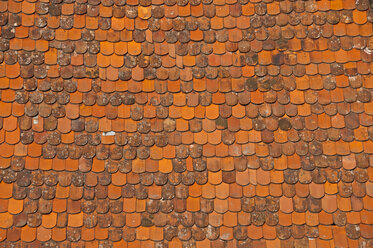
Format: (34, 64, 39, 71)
(0, 0, 372, 247)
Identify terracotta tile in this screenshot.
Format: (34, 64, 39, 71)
(8, 198, 23, 214)
(353, 10, 367, 25)
(97, 53, 110, 68)
(319, 225, 333, 240)
(186, 197, 200, 212)
(0, 228, 6, 242)
(219, 226, 233, 240)
(95, 226, 108, 240)
(0, 199, 8, 213)
(216, 183, 229, 199)
(0, 143, 14, 158)
(0, 212, 13, 228)
(149, 226, 163, 241)
(360, 23, 372, 37)
(209, 170, 222, 185)
(7, 227, 21, 242)
(21, 226, 36, 242)
(247, 225, 263, 239)
(81, 227, 94, 241)
(136, 226, 150, 240)
(204, 104, 219, 120)
(201, 183, 215, 199)
(51, 227, 66, 241)
(157, 159, 172, 174)
(5, 63, 20, 79)
(309, 182, 324, 199)
(107, 184, 121, 199)
(0, 0, 370, 245)
(322, 194, 337, 213)
(214, 198, 228, 213)
(126, 213, 141, 227)
(258, 51, 272, 65)
(280, 196, 293, 213)
(305, 211, 319, 227)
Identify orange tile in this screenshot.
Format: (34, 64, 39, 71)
(112, 17, 125, 31)
(9, 38, 22, 50)
(267, 1, 280, 14)
(108, 185, 122, 199)
(21, 226, 36, 242)
(128, 41, 141, 56)
(57, 118, 71, 134)
(149, 226, 163, 241)
(242, 3, 254, 16)
(138, 6, 151, 19)
(236, 170, 249, 186)
(194, 131, 207, 145)
(81, 227, 94, 241)
(256, 168, 270, 185)
(231, 104, 245, 118)
(52, 228, 66, 241)
(100, 42, 114, 56)
(202, 183, 215, 199)
(360, 224, 373, 239)
(21, 14, 35, 27)
(113, 240, 128, 248)
(123, 198, 136, 213)
(95, 226, 108, 240)
(92, 158, 105, 172)
(258, 50, 272, 65)
(126, 213, 141, 227)
(216, 183, 229, 199)
(21, 1, 35, 14)
(0, 212, 13, 228)
(191, 30, 203, 41)
(280, 196, 293, 213)
(278, 211, 292, 226)
(0, 199, 7, 212)
(262, 225, 276, 239)
(353, 10, 367, 25)
(36, 226, 51, 242)
(15, 26, 28, 38)
(247, 225, 262, 239)
(322, 194, 337, 213)
(97, 53, 110, 68)
(111, 171, 126, 186)
(178, 5, 190, 16)
(306, 212, 319, 226)
(136, 226, 149, 240)
(319, 225, 333, 240)
(186, 197, 200, 212)
(292, 211, 306, 225)
(209, 170, 222, 185)
(0, 143, 14, 158)
(220, 226, 233, 240)
(205, 104, 219, 119)
(42, 213, 57, 229)
(3, 115, 17, 131)
(322, 141, 336, 156)
(8, 198, 23, 214)
(5, 129, 21, 145)
(156, 158, 170, 173)
(114, 42, 128, 55)
(214, 198, 228, 213)
(237, 211, 250, 226)
(5, 63, 20, 79)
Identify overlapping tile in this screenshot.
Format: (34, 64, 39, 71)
(0, 0, 372, 246)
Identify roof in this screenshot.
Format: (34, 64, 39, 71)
(0, 0, 372, 247)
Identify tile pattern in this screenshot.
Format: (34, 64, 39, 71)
(0, 0, 372, 247)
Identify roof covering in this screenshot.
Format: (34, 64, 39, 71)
(0, 0, 372, 247)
